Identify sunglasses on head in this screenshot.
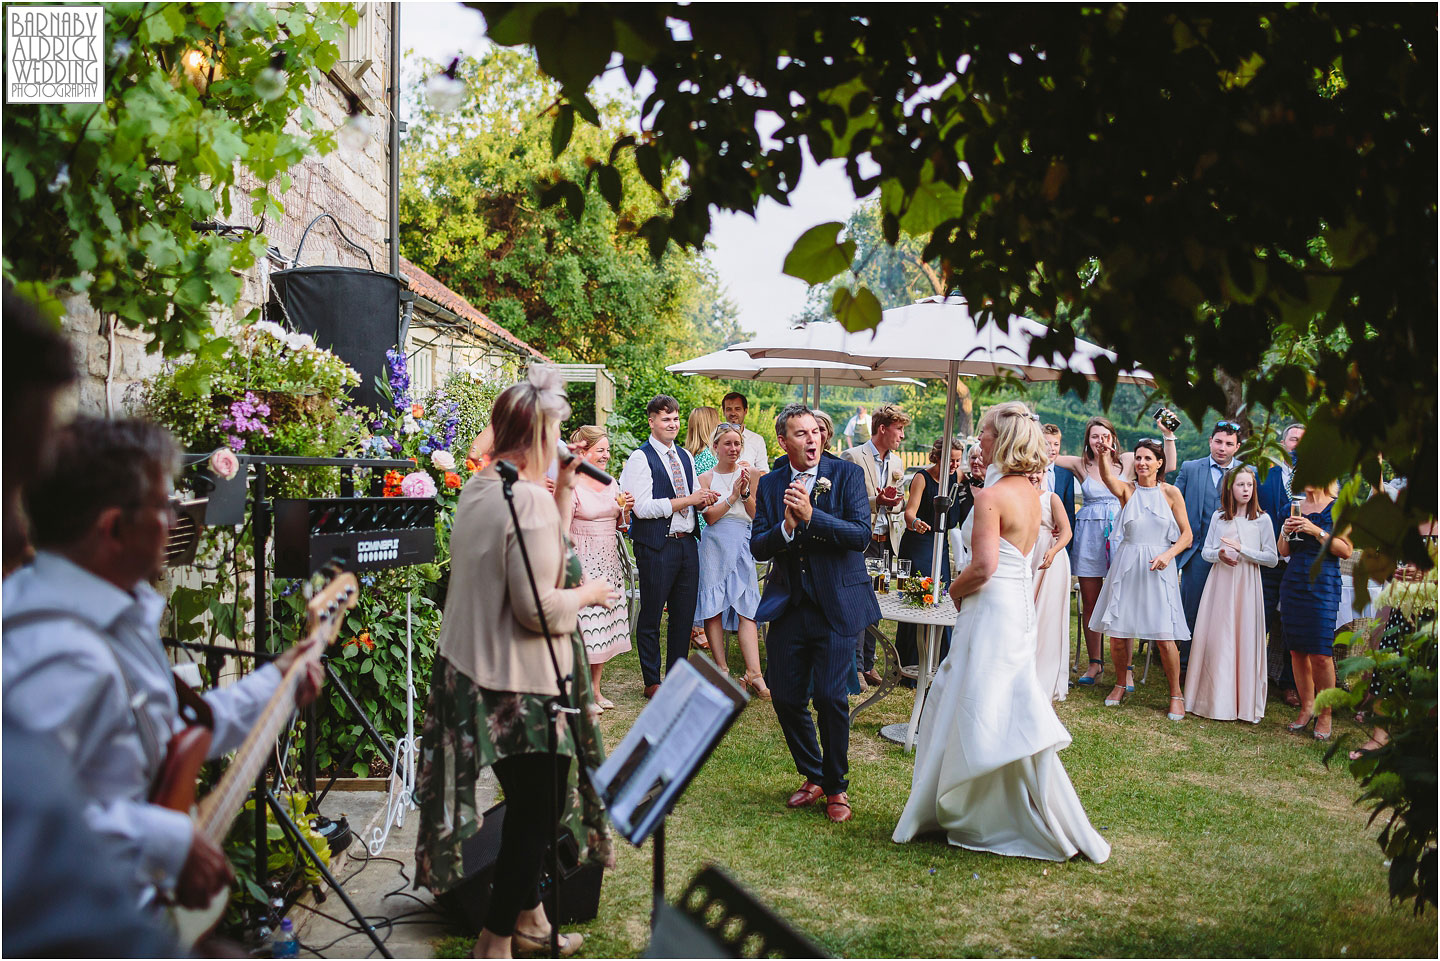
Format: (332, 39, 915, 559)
(1215, 420, 1242, 433)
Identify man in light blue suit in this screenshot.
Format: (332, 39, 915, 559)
(1173, 421, 1243, 669)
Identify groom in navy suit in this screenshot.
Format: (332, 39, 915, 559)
(752, 404, 880, 824)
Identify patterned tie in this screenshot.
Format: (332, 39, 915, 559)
(796, 470, 815, 492)
(667, 448, 691, 523)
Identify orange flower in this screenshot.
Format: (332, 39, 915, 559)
(464, 457, 478, 472)
(923, 594, 934, 604)
(382, 469, 404, 497)
(444, 471, 463, 489)
(922, 576, 933, 588)
(345, 632, 375, 651)
(411, 403, 424, 417)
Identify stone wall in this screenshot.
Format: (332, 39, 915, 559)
(59, 2, 396, 418)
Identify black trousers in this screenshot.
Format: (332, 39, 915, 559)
(484, 754, 571, 937)
(634, 536, 700, 686)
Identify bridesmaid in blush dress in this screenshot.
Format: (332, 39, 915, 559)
(564, 426, 634, 713)
(1183, 467, 1278, 723)
(1030, 478, 1074, 701)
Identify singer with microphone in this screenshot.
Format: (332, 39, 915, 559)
(414, 368, 617, 959)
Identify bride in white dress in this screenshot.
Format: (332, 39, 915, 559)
(894, 402, 1110, 863)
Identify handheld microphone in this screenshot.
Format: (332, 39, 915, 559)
(556, 440, 613, 485)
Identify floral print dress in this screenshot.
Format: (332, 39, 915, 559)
(414, 543, 612, 894)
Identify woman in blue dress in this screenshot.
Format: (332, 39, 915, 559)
(897, 437, 968, 675)
(1278, 479, 1352, 741)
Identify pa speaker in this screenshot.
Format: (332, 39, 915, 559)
(266, 266, 401, 412)
(434, 801, 604, 933)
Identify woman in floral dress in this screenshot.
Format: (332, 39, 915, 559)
(564, 425, 634, 714)
(414, 370, 617, 958)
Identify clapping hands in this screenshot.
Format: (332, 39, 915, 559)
(783, 479, 814, 530)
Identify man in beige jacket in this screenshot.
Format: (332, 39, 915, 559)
(839, 404, 910, 683)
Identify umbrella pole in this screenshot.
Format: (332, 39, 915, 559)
(931, 361, 959, 603)
(814, 370, 822, 413)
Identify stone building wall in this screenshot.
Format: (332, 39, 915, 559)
(59, 2, 396, 418)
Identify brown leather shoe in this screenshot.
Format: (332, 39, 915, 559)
(643, 684, 660, 699)
(1283, 688, 1300, 708)
(825, 792, 852, 823)
(861, 669, 883, 688)
(785, 780, 824, 808)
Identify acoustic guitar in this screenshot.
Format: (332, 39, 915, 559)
(153, 571, 359, 949)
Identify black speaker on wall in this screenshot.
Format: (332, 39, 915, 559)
(434, 801, 605, 933)
(266, 265, 401, 412)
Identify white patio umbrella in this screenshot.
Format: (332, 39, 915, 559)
(736, 296, 1157, 585)
(667, 348, 921, 408)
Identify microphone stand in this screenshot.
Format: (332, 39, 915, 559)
(495, 460, 593, 959)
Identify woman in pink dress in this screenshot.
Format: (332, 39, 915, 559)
(1183, 467, 1278, 722)
(563, 426, 634, 713)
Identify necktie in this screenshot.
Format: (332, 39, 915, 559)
(667, 448, 691, 523)
(795, 471, 815, 492)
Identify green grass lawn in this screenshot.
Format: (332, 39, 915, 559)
(439, 623, 1434, 957)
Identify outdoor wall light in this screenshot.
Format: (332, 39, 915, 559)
(338, 92, 371, 152)
(425, 57, 466, 114)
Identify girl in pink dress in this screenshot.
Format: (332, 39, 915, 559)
(564, 426, 634, 713)
(1183, 467, 1278, 722)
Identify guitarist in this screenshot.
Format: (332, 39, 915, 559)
(2, 418, 325, 913)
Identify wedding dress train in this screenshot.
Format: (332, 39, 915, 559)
(893, 523, 1109, 863)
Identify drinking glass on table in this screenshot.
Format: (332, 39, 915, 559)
(898, 559, 913, 579)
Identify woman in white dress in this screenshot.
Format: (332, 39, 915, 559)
(1183, 467, 1277, 722)
(1053, 418, 1177, 687)
(1030, 478, 1074, 701)
(894, 402, 1109, 863)
(1087, 439, 1193, 720)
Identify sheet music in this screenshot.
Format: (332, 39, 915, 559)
(593, 657, 740, 844)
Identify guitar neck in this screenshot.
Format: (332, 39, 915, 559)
(192, 655, 312, 846)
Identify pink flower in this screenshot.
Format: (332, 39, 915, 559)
(400, 471, 437, 498)
(430, 450, 456, 471)
(209, 447, 240, 480)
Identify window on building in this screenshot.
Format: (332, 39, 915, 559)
(411, 346, 433, 395)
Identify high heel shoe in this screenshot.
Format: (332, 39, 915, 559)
(1313, 717, 1333, 741)
(1287, 715, 1315, 733)
(1125, 666, 1135, 693)
(1103, 685, 1127, 707)
(1167, 695, 1185, 721)
(1077, 658, 1103, 685)
(743, 672, 772, 700)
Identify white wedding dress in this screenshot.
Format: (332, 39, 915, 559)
(893, 506, 1110, 863)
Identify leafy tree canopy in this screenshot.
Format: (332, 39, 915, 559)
(2, 2, 354, 367)
(472, 2, 1435, 575)
(399, 48, 745, 379)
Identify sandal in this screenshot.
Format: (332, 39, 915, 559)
(743, 672, 772, 700)
(596, 695, 615, 710)
(1077, 659, 1103, 685)
(1349, 738, 1385, 761)
(1167, 695, 1185, 721)
(512, 929, 583, 957)
(690, 627, 710, 650)
(1124, 666, 1135, 693)
(1103, 685, 1127, 707)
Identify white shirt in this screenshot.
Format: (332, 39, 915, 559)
(618, 435, 696, 534)
(779, 464, 818, 542)
(2, 552, 282, 900)
(1042, 463, 1057, 493)
(740, 427, 768, 472)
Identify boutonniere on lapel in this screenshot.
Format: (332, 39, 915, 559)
(812, 477, 832, 501)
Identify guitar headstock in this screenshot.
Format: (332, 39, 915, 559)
(304, 569, 361, 646)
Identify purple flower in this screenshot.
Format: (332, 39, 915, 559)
(227, 434, 245, 451)
(385, 348, 411, 411)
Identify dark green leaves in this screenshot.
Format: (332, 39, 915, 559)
(783, 222, 855, 285)
(832, 285, 882, 332)
(530, 6, 614, 93)
(551, 104, 574, 158)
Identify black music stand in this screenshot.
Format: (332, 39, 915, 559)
(592, 653, 748, 928)
(646, 865, 827, 959)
